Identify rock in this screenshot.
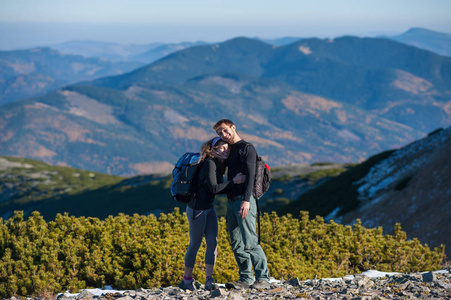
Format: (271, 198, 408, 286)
(210, 288, 227, 298)
(18, 271, 451, 300)
(408, 274, 423, 281)
(284, 277, 300, 286)
(77, 290, 94, 299)
(356, 276, 374, 290)
(392, 274, 410, 284)
(422, 271, 436, 282)
(228, 290, 246, 300)
(193, 281, 202, 289)
(116, 296, 133, 300)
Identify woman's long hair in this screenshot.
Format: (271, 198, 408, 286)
(199, 138, 216, 162)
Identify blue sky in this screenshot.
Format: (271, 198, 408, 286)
(1, 0, 450, 49)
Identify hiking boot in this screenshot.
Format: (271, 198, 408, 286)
(250, 279, 271, 290)
(178, 279, 196, 291)
(225, 280, 250, 289)
(205, 276, 218, 290)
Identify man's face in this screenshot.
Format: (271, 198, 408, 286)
(216, 124, 236, 144)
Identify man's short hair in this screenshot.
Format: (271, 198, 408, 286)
(213, 119, 235, 131)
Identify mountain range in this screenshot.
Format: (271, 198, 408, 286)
(1, 27, 449, 106)
(89, 35, 451, 133)
(0, 41, 209, 104)
(0, 34, 450, 176)
(49, 40, 162, 62)
(0, 47, 144, 105)
(47, 27, 451, 62)
(390, 27, 451, 57)
(49, 40, 208, 63)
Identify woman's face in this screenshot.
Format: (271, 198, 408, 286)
(213, 141, 230, 160)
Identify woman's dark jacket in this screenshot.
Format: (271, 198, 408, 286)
(188, 158, 233, 210)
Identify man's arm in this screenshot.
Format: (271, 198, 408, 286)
(239, 144, 256, 218)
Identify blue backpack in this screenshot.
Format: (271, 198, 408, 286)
(170, 152, 203, 203)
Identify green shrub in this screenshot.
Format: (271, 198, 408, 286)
(0, 210, 445, 298)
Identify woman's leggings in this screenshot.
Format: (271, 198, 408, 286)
(184, 206, 218, 268)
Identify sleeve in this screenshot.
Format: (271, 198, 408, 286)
(205, 159, 234, 194)
(243, 144, 257, 202)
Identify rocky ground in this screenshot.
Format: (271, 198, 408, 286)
(8, 270, 448, 300)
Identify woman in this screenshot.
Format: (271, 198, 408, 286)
(179, 137, 245, 291)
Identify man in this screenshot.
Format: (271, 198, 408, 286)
(213, 119, 271, 290)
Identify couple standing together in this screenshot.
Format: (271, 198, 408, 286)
(179, 119, 271, 291)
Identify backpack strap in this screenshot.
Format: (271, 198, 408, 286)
(255, 196, 261, 244)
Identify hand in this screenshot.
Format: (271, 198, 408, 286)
(233, 172, 246, 184)
(239, 201, 250, 218)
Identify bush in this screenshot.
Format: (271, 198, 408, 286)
(0, 210, 445, 298)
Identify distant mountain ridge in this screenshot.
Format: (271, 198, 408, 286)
(130, 41, 208, 63)
(2, 27, 448, 106)
(50, 40, 208, 63)
(259, 27, 451, 57)
(49, 40, 161, 61)
(390, 27, 451, 57)
(0, 47, 144, 104)
(0, 35, 450, 175)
